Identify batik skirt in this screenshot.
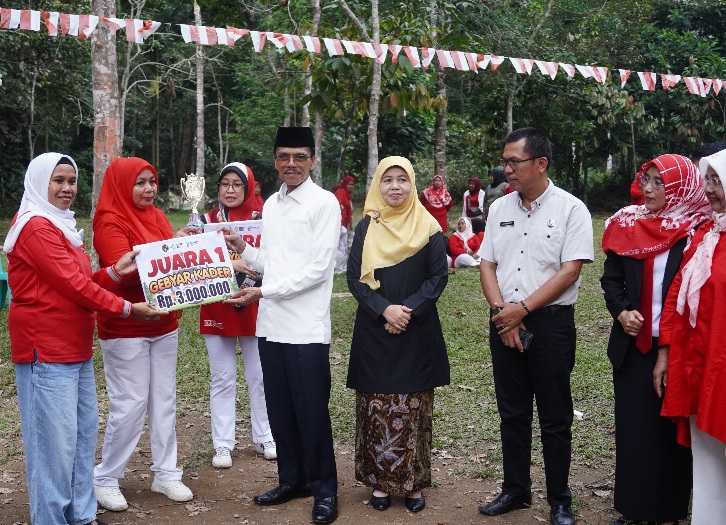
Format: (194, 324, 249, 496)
(354, 390, 434, 494)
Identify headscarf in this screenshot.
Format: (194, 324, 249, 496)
(489, 168, 507, 188)
(676, 150, 726, 326)
(339, 175, 355, 195)
(93, 157, 174, 245)
(214, 162, 259, 222)
(421, 174, 452, 209)
(360, 156, 442, 290)
(4, 153, 84, 252)
(602, 154, 710, 258)
(468, 177, 482, 196)
(453, 216, 475, 243)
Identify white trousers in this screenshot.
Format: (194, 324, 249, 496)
(94, 330, 182, 486)
(335, 226, 348, 273)
(454, 254, 479, 268)
(204, 335, 272, 449)
(690, 415, 726, 524)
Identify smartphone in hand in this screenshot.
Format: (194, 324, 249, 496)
(519, 329, 534, 351)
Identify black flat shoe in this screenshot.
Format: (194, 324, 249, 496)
(405, 491, 425, 512)
(550, 504, 575, 525)
(478, 492, 532, 516)
(312, 495, 338, 524)
(253, 484, 312, 506)
(370, 492, 390, 511)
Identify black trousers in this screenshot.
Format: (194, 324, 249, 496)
(258, 339, 338, 499)
(489, 306, 576, 506)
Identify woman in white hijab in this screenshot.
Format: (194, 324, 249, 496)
(5, 152, 159, 525)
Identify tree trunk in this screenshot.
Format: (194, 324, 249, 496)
(434, 69, 447, 180)
(194, 0, 205, 178)
(365, 0, 381, 188)
(91, 0, 120, 269)
(337, 118, 354, 181)
(506, 92, 514, 134)
(313, 113, 324, 185)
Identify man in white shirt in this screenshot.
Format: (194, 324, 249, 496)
(226, 126, 341, 524)
(477, 128, 594, 525)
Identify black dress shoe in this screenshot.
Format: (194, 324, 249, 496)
(369, 492, 390, 511)
(550, 504, 575, 525)
(253, 484, 312, 506)
(405, 491, 425, 512)
(478, 492, 532, 516)
(312, 495, 338, 524)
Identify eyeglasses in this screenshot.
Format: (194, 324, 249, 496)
(499, 157, 538, 170)
(274, 153, 312, 164)
(640, 174, 665, 189)
(704, 175, 723, 189)
(219, 182, 245, 191)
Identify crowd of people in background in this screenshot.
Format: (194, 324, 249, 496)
(5, 127, 726, 525)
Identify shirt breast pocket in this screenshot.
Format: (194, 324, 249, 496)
(531, 226, 564, 268)
(284, 218, 312, 258)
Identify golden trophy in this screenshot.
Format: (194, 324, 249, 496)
(180, 172, 206, 230)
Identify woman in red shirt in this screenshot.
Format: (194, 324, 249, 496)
(448, 217, 483, 267)
(5, 153, 159, 525)
(419, 174, 453, 233)
(199, 162, 276, 467)
(335, 175, 355, 273)
(660, 149, 726, 524)
(92, 157, 196, 512)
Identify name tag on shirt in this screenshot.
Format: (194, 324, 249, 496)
(500, 221, 514, 227)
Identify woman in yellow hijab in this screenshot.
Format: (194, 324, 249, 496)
(346, 156, 450, 513)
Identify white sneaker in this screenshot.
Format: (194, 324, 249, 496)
(94, 484, 128, 512)
(253, 440, 277, 460)
(212, 446, 232, 468)
(151, 479, 193, 502)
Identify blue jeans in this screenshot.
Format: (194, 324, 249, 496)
(16, 357, 99, 525)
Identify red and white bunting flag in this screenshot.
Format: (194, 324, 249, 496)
(576, 64, 607, 83)
(421, 48, 436, 69)
(21, 9, 41, 31)
(344, 40, 377, 60)
(388, 44, 402, 63)
(373, 44, 388, 64)
(489, 55, 505, 71)
(637, 71, 657, 91)
(302, 35, 321, 53)
(266, 32, 288, 49)
(41, 11, 59, 36)
(594, 66, 608, 83)
(226, 27, 249, 46)
(101, 16, 124, 32)
(465, 53, 481, 72)
(322, 37, 344, 56)
(3, 8, 40, 30)
(215, 27, 231, 46)
(618, 69, 631, 87)
(249, 31, 266, 52)
(125, 19, 160, 43)
(435, 49, 456, 69)
(0, 8, 11, 29)
(683, 77, 707, 97)
(559, 63, 575, 77)
(477, 54, 491, 70)
(403, 46, 421, 68)
(703, 78, 713, 96)
(452, 51, 472, 71)
(180, 25, 217, 45)
(60, 14, 99, 39)
(660, 74, 681, 90)
(714, 79, 723, 96)
(534, 60, 558, 80)
(509, 57, 534, 75)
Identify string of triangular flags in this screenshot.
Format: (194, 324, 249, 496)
(0, 6, 722, 98)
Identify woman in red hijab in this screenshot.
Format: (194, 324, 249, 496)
(335, 175, 356, 273)
(600, 154, 710, 525)
(199, 163, 276, 468)
(461, 176, 484, 220)
(419, 174, 453, 232)
(92, 157, 196, 512)
(253, 181, 265, 214)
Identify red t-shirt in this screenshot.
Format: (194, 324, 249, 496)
(448, 232, 484, 266)
(94, 216, 179, 340)
(8, 217, 126, 363)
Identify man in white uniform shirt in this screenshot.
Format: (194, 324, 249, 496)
(226, 127, 341, 524)
(477, 128, 594, 525)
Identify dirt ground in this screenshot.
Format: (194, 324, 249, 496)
(0, 413, 650, 525)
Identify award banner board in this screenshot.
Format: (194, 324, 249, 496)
(203, 219, 262, 248)
(134, 231, 239, 311)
